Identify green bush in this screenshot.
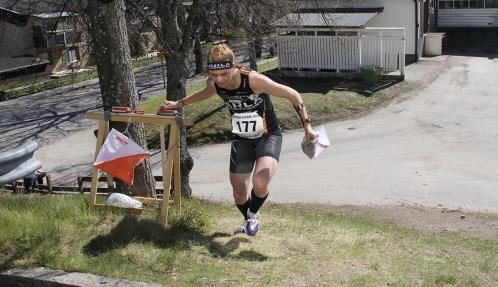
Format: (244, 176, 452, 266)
(360, 66, 383, 86)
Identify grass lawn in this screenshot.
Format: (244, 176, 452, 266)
(0, 194, 496, 286)
(141, 59, 413, 148)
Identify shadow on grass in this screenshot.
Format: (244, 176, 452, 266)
(82, 215, 268, 261)
(264, 70, 400, 96)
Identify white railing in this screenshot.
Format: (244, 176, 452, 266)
(277, 28, 405, 75)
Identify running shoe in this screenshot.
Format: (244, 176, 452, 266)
(246, 210, 260, 236)
(233, 220, 247, 235)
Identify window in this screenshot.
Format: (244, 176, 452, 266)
(297, 31, 315, 36)
(337, 31, 358, 36)
(33, 26, 46, 48)
(65, 31, 81, 44)
(280, 31, 296, 36)
(470, 0, 485, 7)
(485, 0, 498, 7)
(62, 48, 78, 68)
(317, 30, 336, 36)
(439, 0, 498, 9)
(47, 32, 66, 47)
(454, 0, 468, 8)
(439, 0, 454, 9)
(55, 33, 66, 45)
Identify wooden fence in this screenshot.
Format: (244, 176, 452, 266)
(277, 28, 405, 75)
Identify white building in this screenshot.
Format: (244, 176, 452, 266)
(435, 0, 498, 45)
(437, 0, 498, 27)
(275, 0, 428, 77)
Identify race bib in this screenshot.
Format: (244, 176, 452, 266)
(231, 112, 265, 139)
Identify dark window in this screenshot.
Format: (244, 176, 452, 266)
(55, 33, 66, 45)
(454, 0, 468, 8)
(337, 31, 358, 36)
(469, 0, 484, 7)
(297, 31, 315, 36)
(33, 26, 46, 48)
(46, 31, 81, 47)
(47, 34, 56, 47)
(485, 0, 498, 7)
(317, 31, 336, 36)
(280, 31, 296, 36)
(65, 31, 81, 44)
(439, 0, 454, 8)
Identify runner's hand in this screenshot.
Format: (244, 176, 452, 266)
(162, 100, 180, 109)
(305, 126, 318, 142)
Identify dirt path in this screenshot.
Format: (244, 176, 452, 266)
(317, 204, 498, 240)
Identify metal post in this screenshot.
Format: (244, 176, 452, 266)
(401, 28, 406, 77)
(358, 34, 362, 70)
(380, 30, 384, 69)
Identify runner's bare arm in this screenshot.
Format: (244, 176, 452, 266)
(163, 79, 217, 109)
(249, 72, 317, 140)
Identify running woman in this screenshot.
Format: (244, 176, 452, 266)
(162, 43, 317, 236)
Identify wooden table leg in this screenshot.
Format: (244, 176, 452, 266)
(160, 125, 178, 226)
(90, 120, 108, 208)
(173, 128, 181, 210)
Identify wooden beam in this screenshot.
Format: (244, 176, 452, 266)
(90, 120, 108, 208)
(86, 112, 193, 126)
(174, 128, 181, 209)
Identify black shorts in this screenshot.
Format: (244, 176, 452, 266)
(229, 133, 283, 174)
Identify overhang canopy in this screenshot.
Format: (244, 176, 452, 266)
(275, 8, 384, 29)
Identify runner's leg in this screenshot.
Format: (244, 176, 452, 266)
(250, 156, 278, 213)
(230, 172, 252, 235)
(250, 133, 282, 213)
(229, 138, 256, 234)
(230, 172, 252, 217)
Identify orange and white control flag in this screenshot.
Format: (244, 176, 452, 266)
(93, 128, 149, 185)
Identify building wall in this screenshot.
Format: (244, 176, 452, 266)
(364, 0, 418, 55)
(325, 0, 419, 57)
(438, 9, 498, 27)
(0, 19, 36, 57)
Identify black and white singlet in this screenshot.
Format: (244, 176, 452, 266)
(214, 68, 283, 173)
(214, 68, 282, 138)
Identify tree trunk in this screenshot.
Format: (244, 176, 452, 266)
(248, 40, 257, 70)
(255, 36, 263, 58)
(194, 37, 203, 74)
(88, 0, 155, 197)
(165, 52, 194, 197)
(157, 0, 203, 198)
